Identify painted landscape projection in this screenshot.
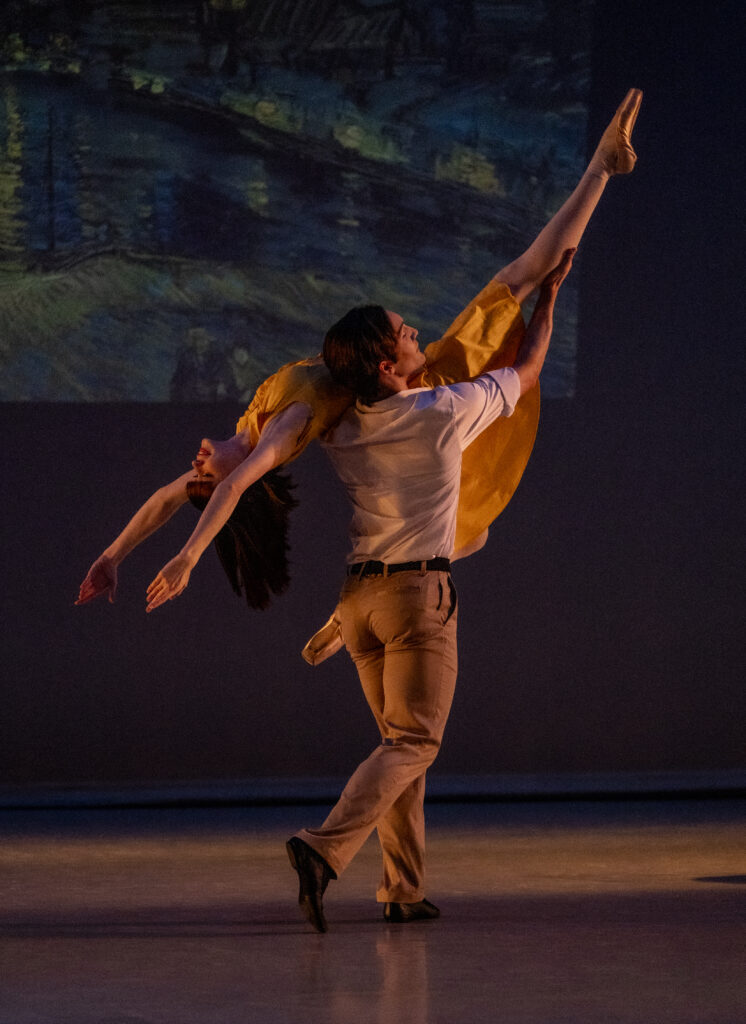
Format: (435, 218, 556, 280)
(0, 1, 593, 401)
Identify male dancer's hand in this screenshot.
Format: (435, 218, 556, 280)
(539, 247, 575, 297)
(512, 248, 575, 395)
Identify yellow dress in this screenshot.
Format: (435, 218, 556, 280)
(419, 279, 539, 552)
(235, 280, 538, 554)
(235, 355, 352, 452)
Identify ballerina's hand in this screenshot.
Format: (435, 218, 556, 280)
(76, 554, 118, 605)
(146, 555, 192, 613)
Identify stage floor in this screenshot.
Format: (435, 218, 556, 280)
(1, 798, 744, 1023)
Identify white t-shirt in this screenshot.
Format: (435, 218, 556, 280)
(322, 367, 520, 564)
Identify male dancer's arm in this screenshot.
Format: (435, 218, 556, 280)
(511, 248, 575, 394)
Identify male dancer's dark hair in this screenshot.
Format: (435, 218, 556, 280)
(323, 304, 398, 404)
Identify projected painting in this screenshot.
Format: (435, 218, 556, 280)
(0, 0, 593, 401)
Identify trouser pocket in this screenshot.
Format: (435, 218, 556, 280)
(436, 574, 458, 624)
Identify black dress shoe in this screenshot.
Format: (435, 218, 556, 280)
(286, 836, 336, 933)
(383, 898, 440, 923)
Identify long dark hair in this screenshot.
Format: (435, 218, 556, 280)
(186, 469, 298, 610)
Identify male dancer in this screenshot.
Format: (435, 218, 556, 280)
(286, 247, 575, 933)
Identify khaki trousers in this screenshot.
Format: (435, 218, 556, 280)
(297, 569, 458, 903)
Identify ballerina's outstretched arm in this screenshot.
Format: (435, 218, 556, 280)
(145, 402, 311, 612)
(76, 471, 193, 605)
(77, 401, 311, 609)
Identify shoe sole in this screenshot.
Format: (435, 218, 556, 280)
(384, 913, 440, 923)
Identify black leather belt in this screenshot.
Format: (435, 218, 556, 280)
(347, 558, 451, 578)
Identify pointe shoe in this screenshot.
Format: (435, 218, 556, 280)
(383, 898, 440, 923)
(590, 88, 643, 176)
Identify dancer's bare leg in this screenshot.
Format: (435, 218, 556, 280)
(497, 89, 642, 304)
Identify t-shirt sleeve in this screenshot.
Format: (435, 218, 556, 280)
(446, 367, 521, 449)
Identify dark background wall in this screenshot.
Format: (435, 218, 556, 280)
(2, 0, 744, 799)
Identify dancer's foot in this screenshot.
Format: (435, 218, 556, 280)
(286, 836, 336, 933)
(589, 88, 643, 177)
(383, 898, 440, 923)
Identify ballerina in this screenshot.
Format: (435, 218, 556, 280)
(76, 89, 642, 618)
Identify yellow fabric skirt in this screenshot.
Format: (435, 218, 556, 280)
(235, 280, 538, 554)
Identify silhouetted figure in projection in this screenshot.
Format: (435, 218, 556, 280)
(78, 89, 642, 626)
(170, 327, 228, 402)
(224, 342, 264, 404)
(286, 248, 575, 932)
(384, 0, 429, 77)
(196, 0, 251, 78)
